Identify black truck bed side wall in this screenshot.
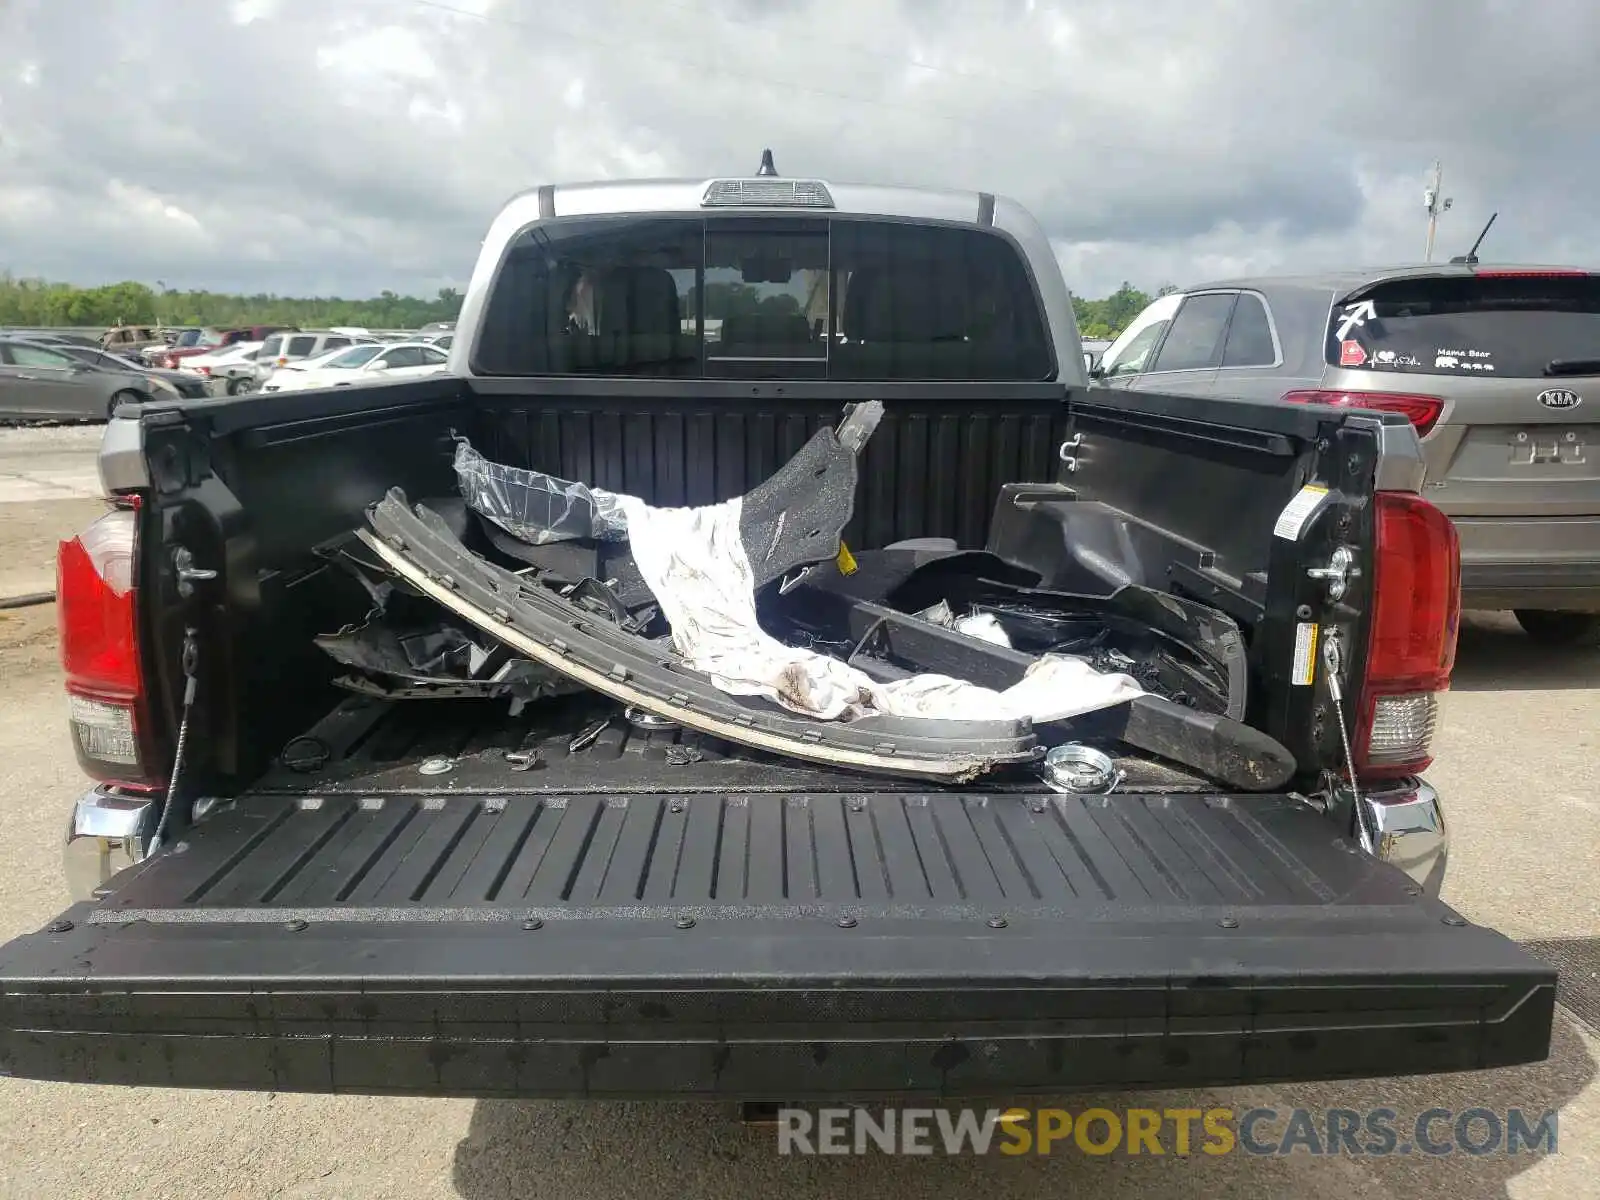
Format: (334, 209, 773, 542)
(987, 387, 1382, 768)
(138, 380, 471, 785)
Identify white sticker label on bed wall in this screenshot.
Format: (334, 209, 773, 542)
(1273, 485, 1330, 542)
(1291, 622, 1320, 687)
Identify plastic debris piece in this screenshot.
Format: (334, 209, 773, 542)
(454, 440, 630, 545)
(954, 612, 1012, 647)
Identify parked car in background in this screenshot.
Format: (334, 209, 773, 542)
(0, 337, 191, 420)
(257, 329, 368, 372)
(261, 340, 448, 392)
(1091, 263, 1600, 644)
(234, 324, 294, 343)
(45, 343, 211, 400)
(258, 343, 383, 391)
(102, 325, 165, 358)
(427, 331, 454, 350)
(3, 330, 102, 349)
(180, 341, 266, 395)
(147, 326, 294, 370)
(142, 327, 217, 367)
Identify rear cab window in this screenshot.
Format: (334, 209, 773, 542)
(474, 215, 1052, 380)
(1328, 271, 1600, 377)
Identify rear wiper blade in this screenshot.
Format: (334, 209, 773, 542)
(1543, 358, 1600, 377)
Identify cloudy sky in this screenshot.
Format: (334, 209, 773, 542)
(3, 0, 1598, 301)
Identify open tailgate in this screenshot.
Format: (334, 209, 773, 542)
(0, 788, 1553, 1099)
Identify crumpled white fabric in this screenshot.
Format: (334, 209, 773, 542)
(615, 494, 1145, 723)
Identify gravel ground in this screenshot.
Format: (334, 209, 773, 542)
(0, 428, 1595, 1198)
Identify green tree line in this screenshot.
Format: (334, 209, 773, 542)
(0, 275, 463, 331)
(1072, 281, 1176, 340)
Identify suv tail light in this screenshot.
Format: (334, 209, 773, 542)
(58, 501, 156, 783)
(1354, 493, 1461, 780)
(1283, 389, 1445, 438)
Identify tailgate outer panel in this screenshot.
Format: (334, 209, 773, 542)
(0, 791, 1556, 1098)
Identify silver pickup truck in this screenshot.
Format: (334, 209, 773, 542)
(0, 166, 1554, 1100)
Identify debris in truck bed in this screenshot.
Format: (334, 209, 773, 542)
(610, 483, 1145, 723)
(454, 440, 630, 546)
(362, 491, 1041, 781)
(454, 399, 881, 592)
(314, 614, 576, 710)
(445, 408, 1145, 723)
(342, 404, 1298, 786)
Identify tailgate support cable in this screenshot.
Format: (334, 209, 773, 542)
(151, 626, 200, 853)
(1322, 631, 1373, 854)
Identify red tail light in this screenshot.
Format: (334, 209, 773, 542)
(58, 501, 154, 782)
(196, 365, 211, 376)
(1283, 390, 1445, 438)
(1353, 493, 1461, 780)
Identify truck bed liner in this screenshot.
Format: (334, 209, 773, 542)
(1, 787, 1555, 1098)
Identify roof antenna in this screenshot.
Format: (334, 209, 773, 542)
(1451, 212, 1497, 265)
(756, 149, 778, 177)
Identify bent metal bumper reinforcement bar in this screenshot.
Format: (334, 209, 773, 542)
(360, 491, 1043, 782)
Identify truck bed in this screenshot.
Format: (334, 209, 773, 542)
(1, 733, 1555, 1096)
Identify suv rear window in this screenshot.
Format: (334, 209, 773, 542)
(475, 215, 1051, 380)
(1329, 273, 1600, 378)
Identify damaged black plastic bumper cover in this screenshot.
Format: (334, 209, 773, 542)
(0, 791, 1555, 1099)
(361, 490, 1042, 781)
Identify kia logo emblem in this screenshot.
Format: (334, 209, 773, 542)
(1538, 388, 1582, 410)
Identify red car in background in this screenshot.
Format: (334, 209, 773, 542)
(147, 325, 295, 369)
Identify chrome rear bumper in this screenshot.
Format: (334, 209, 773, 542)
(1345, 777, 1448, 897)
(63, 787, 157, 903)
